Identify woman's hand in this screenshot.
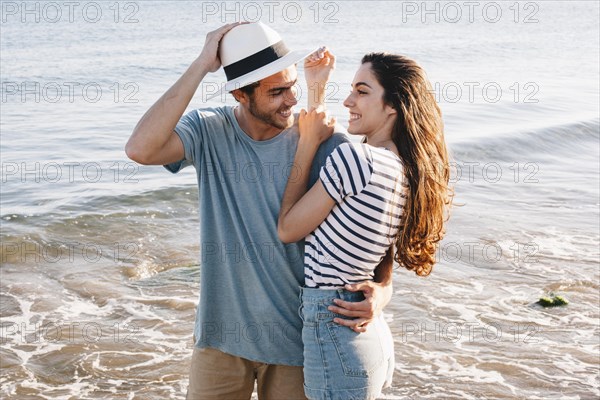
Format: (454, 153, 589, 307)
(304, 47, 336, 111)
(298, 108, 336, 147)
(304, 46, 336, 87)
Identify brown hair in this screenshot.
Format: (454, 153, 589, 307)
(238, 81, 260, 96)
(363, 53, 452, 277)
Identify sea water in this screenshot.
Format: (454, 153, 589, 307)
(1, 1, 599, 398)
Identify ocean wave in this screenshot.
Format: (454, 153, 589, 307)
(450, 118, 600, 162)
(1, 185, 198, 221)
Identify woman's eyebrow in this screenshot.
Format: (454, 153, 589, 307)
(353, 82, 372, 89)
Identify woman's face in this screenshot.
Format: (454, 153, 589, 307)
(343, 63, 396, 137)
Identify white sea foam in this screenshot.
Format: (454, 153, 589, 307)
(2, 1, 599, 398)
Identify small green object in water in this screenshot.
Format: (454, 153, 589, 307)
(537, 296, 555, 307)
(552, 295, 568, 306)
(537, 294, 569, 307)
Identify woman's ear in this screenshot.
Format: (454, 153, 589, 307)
(385, 104, 397, 116)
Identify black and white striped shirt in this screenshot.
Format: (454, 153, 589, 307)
(305, 142, 407, 288)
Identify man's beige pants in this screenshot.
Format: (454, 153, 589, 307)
(186, 347, 308, 400)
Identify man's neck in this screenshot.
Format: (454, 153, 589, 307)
(234, 107, 285, 141)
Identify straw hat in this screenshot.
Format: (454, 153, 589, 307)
(207, 22, 316, 100)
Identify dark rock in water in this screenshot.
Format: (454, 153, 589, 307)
(537, 294, 569, 307)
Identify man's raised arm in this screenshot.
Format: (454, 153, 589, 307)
(125, 23, 243, 166)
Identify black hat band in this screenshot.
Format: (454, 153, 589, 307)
(224, 40, 290, 81)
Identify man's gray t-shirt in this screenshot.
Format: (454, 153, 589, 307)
(164, 106, 347, 365)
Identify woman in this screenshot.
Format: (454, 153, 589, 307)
(278, 52, 451, 400)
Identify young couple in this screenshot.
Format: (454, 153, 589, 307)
(126, 22, 450, 400)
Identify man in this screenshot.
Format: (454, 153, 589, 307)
(125, 22, 393, 400)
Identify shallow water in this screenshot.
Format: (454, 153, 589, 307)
(1, 1, 599, 399)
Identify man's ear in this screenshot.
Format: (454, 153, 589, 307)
(231, 89, 247, 104)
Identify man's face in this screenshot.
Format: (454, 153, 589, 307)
(246, 65, 299, 130)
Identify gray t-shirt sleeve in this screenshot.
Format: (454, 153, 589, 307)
(163, 110, 204, 173)
(309, 131, 349, 187)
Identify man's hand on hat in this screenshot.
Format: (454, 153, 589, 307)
(199, 22, 247, 73)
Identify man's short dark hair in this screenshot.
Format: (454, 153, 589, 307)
(231, 81, 260, 103)
(239, 81, 260, 97)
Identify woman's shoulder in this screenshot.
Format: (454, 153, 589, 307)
(368, 145, 402, 165)
(331, 143, 375, 181)
(335, 142, 373, 163)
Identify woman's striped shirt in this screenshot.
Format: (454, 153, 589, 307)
(305, 142, 407, 288)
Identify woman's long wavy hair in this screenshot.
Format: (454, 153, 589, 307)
(364, 53, 452, 277)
